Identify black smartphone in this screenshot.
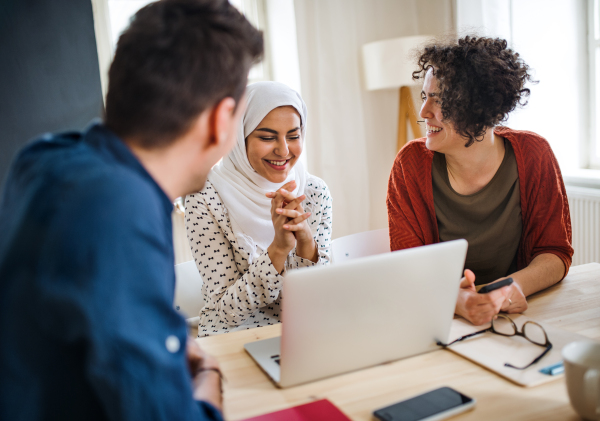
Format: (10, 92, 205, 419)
(373, 387, 475, 421)
(478, 277, 513, 294)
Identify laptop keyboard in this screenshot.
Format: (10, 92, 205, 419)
(270, 354, 280, 365)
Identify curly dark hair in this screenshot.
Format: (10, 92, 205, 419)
(412, 36, 535, 147)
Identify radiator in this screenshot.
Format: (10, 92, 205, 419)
(566, 185, 600, 266)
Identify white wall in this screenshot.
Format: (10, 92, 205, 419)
(360, 1, 455, 233)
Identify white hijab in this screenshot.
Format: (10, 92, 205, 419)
(208, 82, 309, 257)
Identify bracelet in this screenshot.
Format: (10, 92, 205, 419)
(196, 367, 225, 380)
(195, 367, 225, 394)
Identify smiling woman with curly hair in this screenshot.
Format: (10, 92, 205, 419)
(386, 36, 573, 326)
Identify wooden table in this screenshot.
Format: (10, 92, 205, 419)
(196, 263, 600, 420)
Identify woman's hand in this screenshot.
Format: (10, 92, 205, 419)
(266, 181, 298, 273)
(500, 279, 528, 314)
(266, 181, 318, 267)
(272, 191, 317, 263)
(455, 269, 511, 326)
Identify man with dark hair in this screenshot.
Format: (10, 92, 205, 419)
(0, 1, 262, 420)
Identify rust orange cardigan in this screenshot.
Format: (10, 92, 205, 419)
(386, 127, 574, 277)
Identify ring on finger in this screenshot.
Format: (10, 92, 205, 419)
(508, 298, 512, 305)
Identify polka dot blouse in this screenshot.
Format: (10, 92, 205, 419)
(185, 175, 333, 337)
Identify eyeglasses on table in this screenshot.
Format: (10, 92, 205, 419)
(437, 314, 553, 370)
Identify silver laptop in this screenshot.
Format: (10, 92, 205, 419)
(244, 239, 468, 388)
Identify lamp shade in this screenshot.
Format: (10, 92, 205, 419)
(362, 35, 433, 91)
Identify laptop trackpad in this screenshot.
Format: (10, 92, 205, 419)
(244, 336, 281, 384)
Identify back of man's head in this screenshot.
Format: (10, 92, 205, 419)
(104, 0, 263, 149)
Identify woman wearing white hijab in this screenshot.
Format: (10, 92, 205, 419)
(185, 81, 332, 336)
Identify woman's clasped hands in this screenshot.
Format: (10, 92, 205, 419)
(266, 180, 318, 273)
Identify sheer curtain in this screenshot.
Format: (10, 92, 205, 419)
(294, 0, 454, 238)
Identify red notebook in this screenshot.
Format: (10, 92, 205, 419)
(239, 399, 352, 421)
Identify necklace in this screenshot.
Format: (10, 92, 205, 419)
(445, 159, 459, 188)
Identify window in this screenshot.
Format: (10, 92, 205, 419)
(107, 0, 154, 48)
(92, 0, 270, 102)
(230, 0, 271, 83)
(456, 0, 588, 173)
(589, 0, 600, 167)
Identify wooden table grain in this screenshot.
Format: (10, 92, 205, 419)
(196, 263, 600, 421)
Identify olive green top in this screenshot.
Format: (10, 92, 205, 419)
(432, 140, 522, 285)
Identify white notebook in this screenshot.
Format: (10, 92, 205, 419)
(444, 315, 588, 387)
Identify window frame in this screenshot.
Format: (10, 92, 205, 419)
(92, 0, 272, 106)
(91, 0, 113, 105)
(589, 0, 600, 168)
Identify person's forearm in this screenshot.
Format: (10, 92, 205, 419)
(511, 253, 565, 297)
(296, 238, 318, 263)
(192, 370, 222, 412)
(267, 244, 289, 273)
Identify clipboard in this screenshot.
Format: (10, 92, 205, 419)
(444, 315, 591, 387)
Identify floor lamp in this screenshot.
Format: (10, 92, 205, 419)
(362, 35, 432, 152)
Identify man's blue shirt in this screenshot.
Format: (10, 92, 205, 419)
(0, 123, 223, 421)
